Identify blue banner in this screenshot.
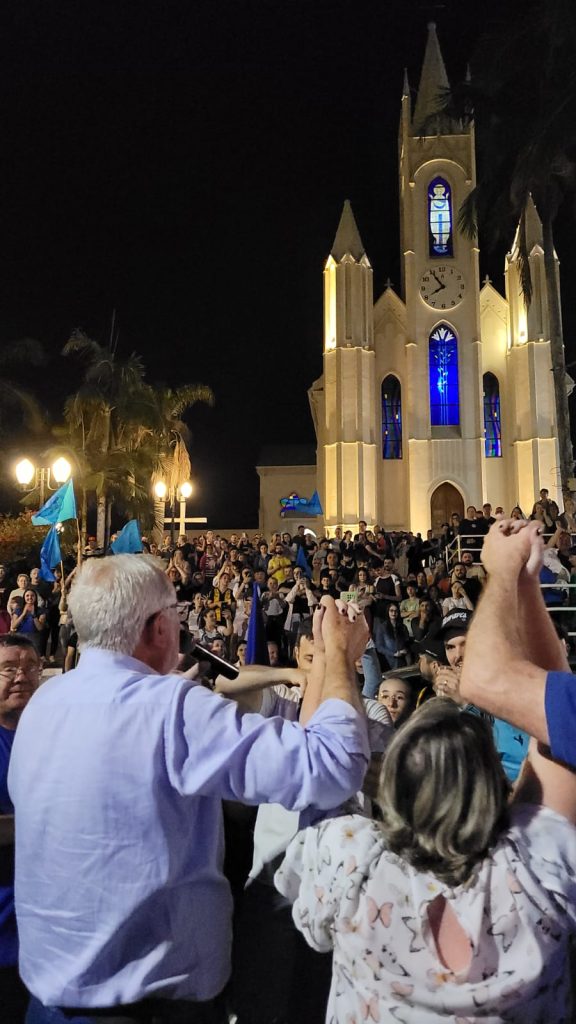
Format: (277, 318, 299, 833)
(32, 479, 77, 526)
(245, 584, 270, 665)
(110, 520, 143, 555)
(39, 526, 62, 582)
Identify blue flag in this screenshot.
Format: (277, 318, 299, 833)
(245, 584, 270, 665)
(32, 479, 77, 526)
(296, 543, 311, 578)
(305, 489, 323, 516)
(39, 526, 62, 582)
(110, 520, 143, 555)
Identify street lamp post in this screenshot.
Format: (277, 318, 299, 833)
(15, 456, 72, 506)
(153, 479, 206, 545)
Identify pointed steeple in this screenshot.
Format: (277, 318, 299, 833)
(511, 194, 544, 257)
(524, 194, 543, 250)
(412, 22, 454, 135)
(331, 200, 366, 262)
(402, 67, 410, 98)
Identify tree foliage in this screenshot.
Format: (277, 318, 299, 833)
(438, 0, 576, 492)
(56, 330, 214, 545)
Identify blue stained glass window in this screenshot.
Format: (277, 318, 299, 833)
(428, 177, 453, 258)
(429, 324, 459, 426)
(382, 375, 402, 459)
(483, 372, 502, 457)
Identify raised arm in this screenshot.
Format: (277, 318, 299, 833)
(461, 519, 567, 745)
(314, 597, 368, 717)
(514, 738, 576, 824)
(166, 597, 370, 809)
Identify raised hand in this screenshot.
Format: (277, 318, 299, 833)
(319, 595, 369, 664)
(481, 519, 543, 579)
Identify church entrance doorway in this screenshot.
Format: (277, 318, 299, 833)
(430, 482, 464, 535)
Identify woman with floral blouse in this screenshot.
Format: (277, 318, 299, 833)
(276, 698, 576, 1023)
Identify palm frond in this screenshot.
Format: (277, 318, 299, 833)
(62, 329, 105, 361)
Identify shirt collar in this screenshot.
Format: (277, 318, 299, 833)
(77, 647, 161, 676)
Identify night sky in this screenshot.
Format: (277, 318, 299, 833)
(0, 0, 574, 526)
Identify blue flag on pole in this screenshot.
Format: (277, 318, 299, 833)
(110, 520, 143, 555)
(296, 543, 311, 578)
(245, 584, 270, 665)
(39, 526, 62, 582)
(32, 479, 77, 526)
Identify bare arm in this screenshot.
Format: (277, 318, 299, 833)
(299, 607, 327, 726)
(215, 664, 306, 697)
(461, 520, 566, 744)
(514, 738, 576, 823)
(315, 598, 367, 717)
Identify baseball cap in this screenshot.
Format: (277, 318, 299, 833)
(437, 608, 472, 641)
(414, 637, 445, 661)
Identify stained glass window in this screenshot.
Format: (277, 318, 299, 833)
(428, 177, 453, 258)
(429, 324, 459, 426)
(382, 375, 402, 459)
(483, 372, 502, 457)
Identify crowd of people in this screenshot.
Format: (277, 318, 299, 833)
(1, 493, 576, 1022)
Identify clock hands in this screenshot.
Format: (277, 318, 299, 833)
(430, 271, 445, 295)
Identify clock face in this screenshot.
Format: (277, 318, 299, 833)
(420, 265, 466, 309)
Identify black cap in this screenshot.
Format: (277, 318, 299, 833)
(414, 637, 445, 661)
(437, 608, 472, 640)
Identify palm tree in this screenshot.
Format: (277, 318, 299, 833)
(440, 0, 576, 497)
(61, 331, 214, 547)
(62, 329, 150, 547)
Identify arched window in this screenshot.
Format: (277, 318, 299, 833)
(382, 376, 402, 459)
(428, 176, 453, 259)
(429, 324, 459, 426)
(483, 372, 502, 457)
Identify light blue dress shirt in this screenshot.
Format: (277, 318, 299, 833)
(8, 648, 369, 1008)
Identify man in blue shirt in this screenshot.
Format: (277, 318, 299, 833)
(0, 634, 41, 1023)
(9, 554, 370, 1024)
(461, 517, 573, 765)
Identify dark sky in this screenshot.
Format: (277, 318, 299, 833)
(0, 0, 573, 525)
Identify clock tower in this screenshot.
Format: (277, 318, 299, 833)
(391, 21, 485, 531)
(257, 23, 561, 536)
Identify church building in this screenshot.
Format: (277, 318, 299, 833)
(257, 23, 560, 536)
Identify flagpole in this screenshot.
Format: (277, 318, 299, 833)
(76, 517, 83, 566)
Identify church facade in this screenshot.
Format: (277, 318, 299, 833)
(257, 24, 560, 536)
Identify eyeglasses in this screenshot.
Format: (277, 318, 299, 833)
(0, 664, 39, 680)
(145, 601, 178, 626)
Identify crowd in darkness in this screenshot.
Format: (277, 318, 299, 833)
(2, 490, 576, 1023)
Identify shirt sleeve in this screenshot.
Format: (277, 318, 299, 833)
(164, 682, 370, 811)
(545, 671, 576, 767)
(509, 804, 576, 926)
(274, 815, 384, 952)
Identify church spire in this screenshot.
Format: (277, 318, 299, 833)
(412, 22, 454, 135)
(331, 200, 366, 262)
(510, 194, 544, 258)
(523, 193, 544, 251)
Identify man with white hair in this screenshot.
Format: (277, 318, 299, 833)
(8, 555, 369, 1024)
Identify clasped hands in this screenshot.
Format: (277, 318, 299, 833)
(481, 517, 544, 579)
(312, 595, 369, 664)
